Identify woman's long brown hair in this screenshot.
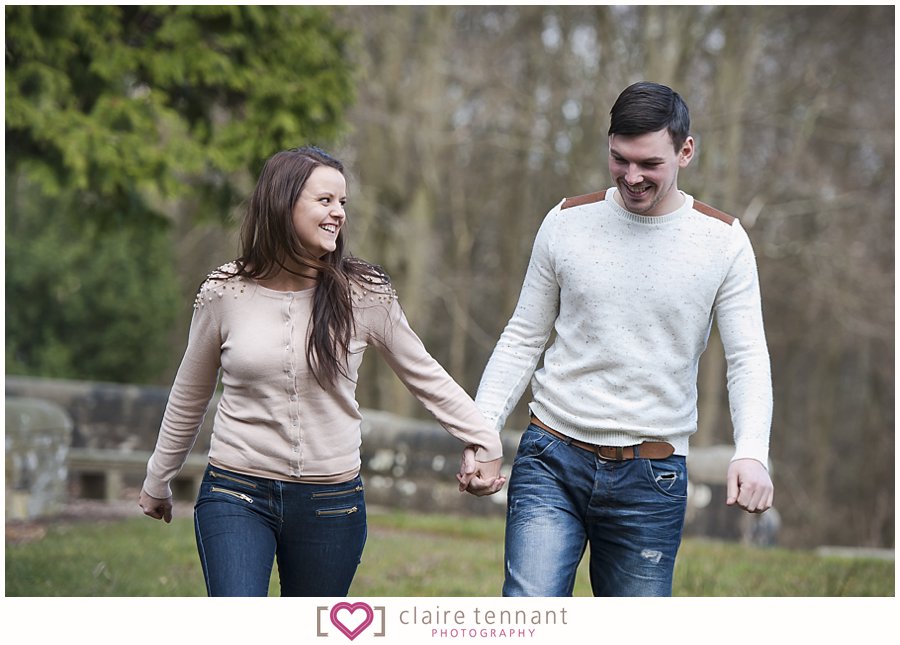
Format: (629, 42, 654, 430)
(231, 146, 388, 387)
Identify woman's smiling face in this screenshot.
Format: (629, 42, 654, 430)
(292, 165, 347, 258)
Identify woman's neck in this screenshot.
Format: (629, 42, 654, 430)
(258, 267, 318, 292)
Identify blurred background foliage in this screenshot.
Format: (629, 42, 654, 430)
(6, 4, 355, 382)
(4, 5, 894, 550)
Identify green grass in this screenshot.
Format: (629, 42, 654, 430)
(5, 510, 894, 596)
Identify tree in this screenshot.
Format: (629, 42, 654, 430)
(5, 176, 180, 384)
(5, 5, 356, 383)
(337, 6, 893, 549)
(6, 5, 355, 222)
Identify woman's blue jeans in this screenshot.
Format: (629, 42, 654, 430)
(193, 464, 367, 597)
(503, 424, 688, 597)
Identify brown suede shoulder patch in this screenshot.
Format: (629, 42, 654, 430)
(694, 200, 736, 225)
(561, 190, 607, 210)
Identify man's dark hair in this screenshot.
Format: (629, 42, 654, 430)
(608, 82, 691, 150)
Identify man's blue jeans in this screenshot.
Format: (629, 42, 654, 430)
(193, 464, 367, 597)
(503, 424, 688, 597)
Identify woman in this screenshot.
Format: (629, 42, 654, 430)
(139, 146, 505, 597)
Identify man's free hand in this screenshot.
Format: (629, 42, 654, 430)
(726, 458, 774, 513)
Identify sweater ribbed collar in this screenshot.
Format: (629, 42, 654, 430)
(605, 187, 694, 225)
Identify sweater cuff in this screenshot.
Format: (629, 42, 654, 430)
(473, 438, 504, 462)
(730, 449, 771, 470)
(141, 477, 173, 500)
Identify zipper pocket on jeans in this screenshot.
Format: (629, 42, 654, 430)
(311, 485, 364, 499)
(209, 470, 258, 489)
(210, 486, 254, 503)
(316, 506, 359, 517)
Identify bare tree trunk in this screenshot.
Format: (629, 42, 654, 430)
(693, 7, 767, 444)
(334, 5, 894, 549)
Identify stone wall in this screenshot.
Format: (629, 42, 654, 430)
(6, 375, 215, 451)
(5, 376, 777, 543)
(4, 376, 515, 517)
(5, 397, 73, 520)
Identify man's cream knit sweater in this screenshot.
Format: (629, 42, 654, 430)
(475, 188, 772, 465)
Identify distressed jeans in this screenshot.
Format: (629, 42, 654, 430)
(194, 463, 367, 597)
(503, 423, 688, 597)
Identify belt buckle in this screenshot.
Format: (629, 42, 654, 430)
(596, 445, 626, 461)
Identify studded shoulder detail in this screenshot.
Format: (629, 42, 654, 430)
(193, 262, 246, 309)
(350, 273, 398, 307)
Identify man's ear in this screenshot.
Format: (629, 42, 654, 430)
(678, 135, 695, 168)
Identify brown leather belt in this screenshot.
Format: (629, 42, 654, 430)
(530, 415, 674, 461)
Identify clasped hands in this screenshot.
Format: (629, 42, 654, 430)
(457, 446, 506, 496)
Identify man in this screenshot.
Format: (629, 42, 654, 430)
(460, 81, 773, 596)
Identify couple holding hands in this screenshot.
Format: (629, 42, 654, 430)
(140, 82, 773, 598)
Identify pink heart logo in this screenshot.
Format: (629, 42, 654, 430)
(330, 602, 374, 641)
